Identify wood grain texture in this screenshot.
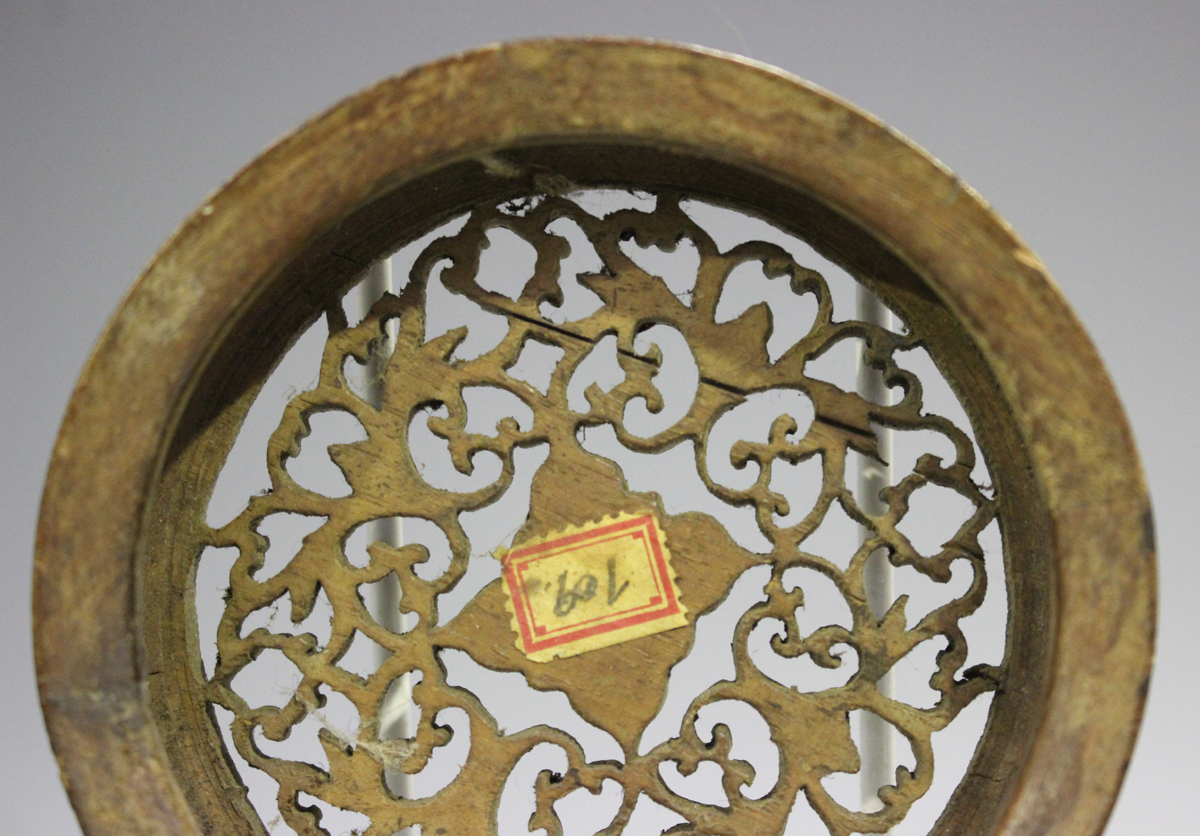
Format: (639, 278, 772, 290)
(34, 38, 1152, 836)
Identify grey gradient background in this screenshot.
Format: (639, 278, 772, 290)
(2, 2, 1196, 834)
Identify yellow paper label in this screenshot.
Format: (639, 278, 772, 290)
(497, 512, 688, 662)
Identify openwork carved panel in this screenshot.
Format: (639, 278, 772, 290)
(203, 191, 1000, 836)
(35, 39, 1153, 836)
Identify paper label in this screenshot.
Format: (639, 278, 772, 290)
(497, 512, 688, 662)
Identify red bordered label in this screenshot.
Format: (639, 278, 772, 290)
(497, 512, 688, 662)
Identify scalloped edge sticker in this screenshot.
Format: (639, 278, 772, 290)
(496, 512, 688, 662)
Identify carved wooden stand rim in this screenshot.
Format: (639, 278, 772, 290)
(34, 37, 1154, 836)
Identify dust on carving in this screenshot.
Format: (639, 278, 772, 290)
(201, 189, 1001, 836)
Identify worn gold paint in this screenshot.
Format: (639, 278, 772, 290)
(33, 38, 1153, 836)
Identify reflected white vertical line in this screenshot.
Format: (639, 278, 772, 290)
(856, 284, 894, 819)
(361, 260, 414, 814)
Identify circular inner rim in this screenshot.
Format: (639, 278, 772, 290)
(140, 141, 1054, 836)
(35, 38, 1153, 836)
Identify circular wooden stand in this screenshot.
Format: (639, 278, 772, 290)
(34, 39, 1153, 836)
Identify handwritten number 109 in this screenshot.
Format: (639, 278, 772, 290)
(553, 558, 630, 617)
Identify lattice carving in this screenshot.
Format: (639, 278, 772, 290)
(203, 191, 1000, 836)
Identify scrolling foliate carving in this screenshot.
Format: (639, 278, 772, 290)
(202, 190, 1000, 836)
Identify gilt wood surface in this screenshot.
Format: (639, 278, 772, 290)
(34, 38, 1153, 836)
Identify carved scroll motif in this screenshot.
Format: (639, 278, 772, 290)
(202, 191, 1001, 836)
